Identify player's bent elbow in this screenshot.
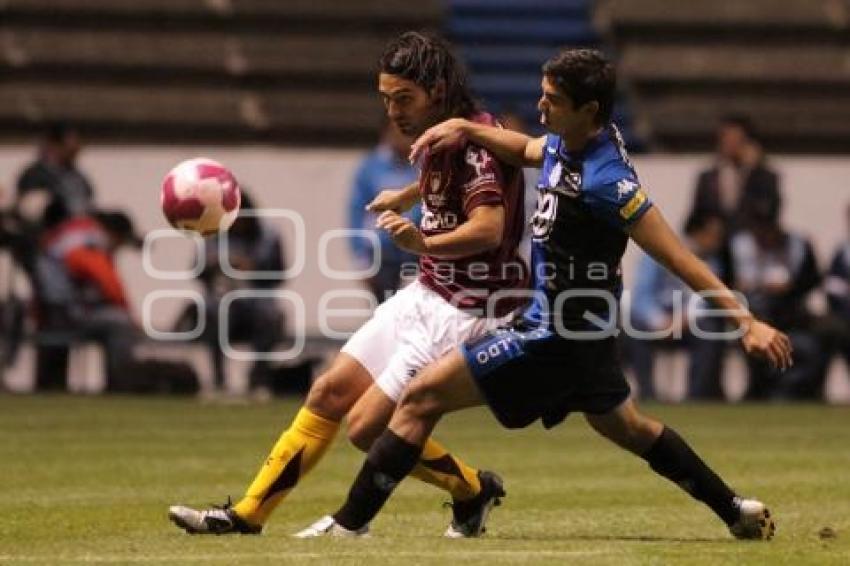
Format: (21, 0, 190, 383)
(478, 226, 503, 251)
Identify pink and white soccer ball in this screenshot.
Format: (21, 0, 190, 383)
(161, 158, 241, 236)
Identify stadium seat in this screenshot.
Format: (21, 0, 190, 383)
(1, 0, 210, 19)
(639, 92, 850, 151)
(620, 45, 850, 84)
(599, 0, 837, 29)
(230, 0, 442, 22)
(449, 0, 590, 18)
(4, 27, 385, 78)
(66, 342, 106, 394)
(133, 341, 214, 394)
(0, 0, 440, 143)
(824, 357, 850, 404)
(4, 28, 227, 73)
(459, 46, 559, 72)
(602, 0, 850, 150)
(2, 336, 107, 394)
(448, 17, 596, 44)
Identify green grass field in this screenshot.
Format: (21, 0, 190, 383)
(0, 395, 848, 565)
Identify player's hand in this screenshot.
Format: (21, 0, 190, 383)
(376, 210, 427, 255)
(409, 118, 469, 163)
(741, 319, 794, 370)
(366, 189, 407, 213)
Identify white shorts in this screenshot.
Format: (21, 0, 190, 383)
(341, 279, 509, 401)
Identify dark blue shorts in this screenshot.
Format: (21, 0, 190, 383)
(461, 325, 631, 429)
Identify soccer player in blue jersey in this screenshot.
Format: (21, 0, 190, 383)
(308, 49, 792, 540)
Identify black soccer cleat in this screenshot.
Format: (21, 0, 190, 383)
(444, 470, 506, 538)
(168, 498, 262, 535)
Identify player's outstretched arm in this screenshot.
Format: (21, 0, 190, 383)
(409, 118, 546, 168)
(365, 181, 420, 213)
(376, 204, 504, 259)
(628, 206, 793, 370)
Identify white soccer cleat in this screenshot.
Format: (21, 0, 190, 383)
(293, 515, 369, 538)
(168, 502, 262, 535)
(729, 498, 775, 540)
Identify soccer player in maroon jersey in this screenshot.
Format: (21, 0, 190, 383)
(169, 31, 526, 539)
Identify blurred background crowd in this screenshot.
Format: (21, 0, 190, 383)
(1, 0, 849, 404)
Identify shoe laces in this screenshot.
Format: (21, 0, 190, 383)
(212, 496, 234, 511)
(203, 496, 235, 521)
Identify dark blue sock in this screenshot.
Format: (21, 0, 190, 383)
(333, 429, 422, 530)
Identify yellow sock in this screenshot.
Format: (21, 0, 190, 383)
(410, 438, 482, 501)
(232, 407, 339, 525)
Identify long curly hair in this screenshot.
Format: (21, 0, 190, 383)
(379, 31, 478, 119)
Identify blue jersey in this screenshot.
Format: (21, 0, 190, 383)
(523, 124, 652, 330)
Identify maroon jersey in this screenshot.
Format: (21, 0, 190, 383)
(417, 112, 527, 316)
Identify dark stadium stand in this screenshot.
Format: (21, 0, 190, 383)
(598, 0, 850, 152)
(0, 0, 443, 144)
(3, 0, 847, 152)
(446, 0, 641, 148)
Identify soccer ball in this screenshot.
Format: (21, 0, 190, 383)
(161, 157, 241, 236)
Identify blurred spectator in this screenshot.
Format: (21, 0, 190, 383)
(348, 121, 420, 302)
(627, 211, 728, 400)
(731, 205, 825, 400)
(34, 203, 140, 391)
(692, 115, 781, 232)
(824, 204, 850, 374)
(180, 191, 286, 398)
(691, 115, 782, 286)
(0, 188, 58, 382)
(16, 122, 95, 221)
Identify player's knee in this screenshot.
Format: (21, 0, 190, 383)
(306, 373, 353, 420)
(632, 414, 663, 445)
(587, 410, 660, 453)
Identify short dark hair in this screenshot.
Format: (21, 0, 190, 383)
(43, 121, 78, 144)
(719, 114, 758, 142)
(379, 31, 477, 118)
(542, 49, 616, 125)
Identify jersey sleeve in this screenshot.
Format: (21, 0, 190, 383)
(458, 145, 506, 215)
(583, 176, 653, 230)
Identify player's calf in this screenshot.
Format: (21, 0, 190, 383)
(585, 400, 663, 455)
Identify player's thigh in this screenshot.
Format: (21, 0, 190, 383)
(345, 384, 397, 451)
(306, 352, 374, 421)
(584, 397, 663, 454)
(371, 294, 498, 404)
(340, 284, 416, 381)
(399, 348, 484, 419)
